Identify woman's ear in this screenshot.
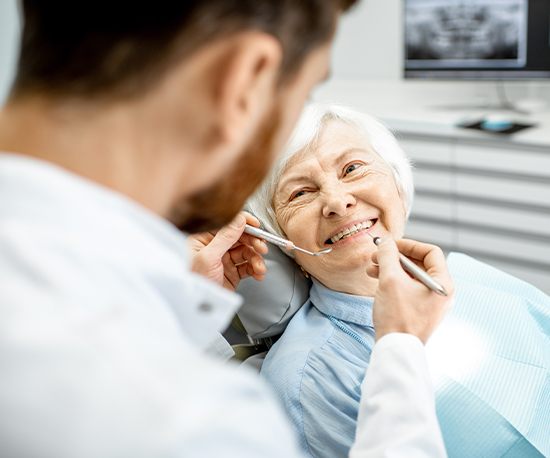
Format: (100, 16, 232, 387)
(212, 31, 283, 145)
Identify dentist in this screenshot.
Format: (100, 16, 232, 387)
(0, 2, 453, 457)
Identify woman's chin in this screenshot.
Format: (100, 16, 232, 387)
(326, 247, 374, 271)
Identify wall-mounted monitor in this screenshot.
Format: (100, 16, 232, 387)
(404, 0, 550, 79)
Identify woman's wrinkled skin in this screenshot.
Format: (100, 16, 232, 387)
(273, 120, 407, 296)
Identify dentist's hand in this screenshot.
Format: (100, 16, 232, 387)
(367, 238, 454, 344)
(188, 212, 268, 291)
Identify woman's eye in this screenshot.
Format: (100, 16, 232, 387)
(344, 162, 363, 176)
(290, 190, 308, 201)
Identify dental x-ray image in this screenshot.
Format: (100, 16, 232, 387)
(405, 0, 527, 68)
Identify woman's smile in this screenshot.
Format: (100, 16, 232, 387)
(324, 218, 378, 247)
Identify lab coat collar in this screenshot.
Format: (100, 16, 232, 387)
(0, 152, 241, 355)
(310, 278, 374, 327)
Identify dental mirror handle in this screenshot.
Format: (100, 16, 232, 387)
(372, 237, 448, 296)
(244, 224, 294, 250)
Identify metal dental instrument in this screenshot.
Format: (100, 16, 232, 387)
(244, 224, 332, 257)
(368, 233, 448, 296)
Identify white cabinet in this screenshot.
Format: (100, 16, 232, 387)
(398, 134, 550, 294)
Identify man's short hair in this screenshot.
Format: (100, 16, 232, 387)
(12, 1, 357, 100)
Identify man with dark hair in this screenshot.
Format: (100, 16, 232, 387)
(0, 1, 452, 457)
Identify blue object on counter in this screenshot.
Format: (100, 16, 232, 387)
(480, 116, 514, 132)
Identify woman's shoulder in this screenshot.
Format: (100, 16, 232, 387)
(260, 301, 335, 385)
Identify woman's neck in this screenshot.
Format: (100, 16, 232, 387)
(313, 268, 378, 297)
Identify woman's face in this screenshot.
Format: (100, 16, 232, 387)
(273, 120, 407, 285)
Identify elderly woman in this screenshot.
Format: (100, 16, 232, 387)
(247, 104, 549, 458)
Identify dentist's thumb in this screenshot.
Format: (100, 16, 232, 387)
(204, 213, 247, 258)
(372, 237, 407, 282)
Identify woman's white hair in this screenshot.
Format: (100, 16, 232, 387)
(247, 103, 414, 240)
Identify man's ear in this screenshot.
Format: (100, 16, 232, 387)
(212, 32, 283, 144)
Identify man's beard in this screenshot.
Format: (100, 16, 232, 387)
(171, 107, 281, 233)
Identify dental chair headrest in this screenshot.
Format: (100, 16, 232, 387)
(236, 245, 311, 339)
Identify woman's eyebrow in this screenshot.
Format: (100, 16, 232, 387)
(332, 147, 372, 165)
(277, 172, 311, 195)
(277, 147, 372, 195)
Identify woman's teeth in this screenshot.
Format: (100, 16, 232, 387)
(328, 219, 376, 244)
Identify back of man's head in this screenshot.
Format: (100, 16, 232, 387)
(12, 1, 357, 101)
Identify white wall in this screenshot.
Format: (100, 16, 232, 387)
(332, 0, 402, 80)
(0, 0, 19, 104)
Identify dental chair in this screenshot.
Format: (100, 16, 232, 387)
(225, 245, 310, 370)
(226, 241, 550, 457)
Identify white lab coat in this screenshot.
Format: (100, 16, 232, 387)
(0, 153, 446, 458)
(352, 334, 447, 457)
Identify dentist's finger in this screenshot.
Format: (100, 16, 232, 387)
(373, 238, 409, 283)
(252, 237, 269, 254)
(189, 211, 264, 253)
(238, 262, 266, 282)
(241, 212, 269, 254)
(243, 211, 261, 228)
(202, 213, 247, 258)
(396, 239, 453, 292)
(222, 233, 268, 254)
(229, 245, 266, 275)
(396, 238, 446, 270)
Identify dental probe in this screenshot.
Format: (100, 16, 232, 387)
(368, 234, 448, 296)
(244, 224, 332, 257)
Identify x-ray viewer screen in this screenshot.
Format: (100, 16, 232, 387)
(405, 0, 528, 69)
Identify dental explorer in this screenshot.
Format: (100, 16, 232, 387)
(244, 224, 332, 257)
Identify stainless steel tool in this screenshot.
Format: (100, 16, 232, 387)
(244, 224, 332, 257)
(368, 233, 448, 296)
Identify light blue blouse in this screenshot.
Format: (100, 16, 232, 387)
(261, 254, 550, 458)
(261, 279, 376, 458)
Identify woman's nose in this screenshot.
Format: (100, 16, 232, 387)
(321, 187, 356, 217)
